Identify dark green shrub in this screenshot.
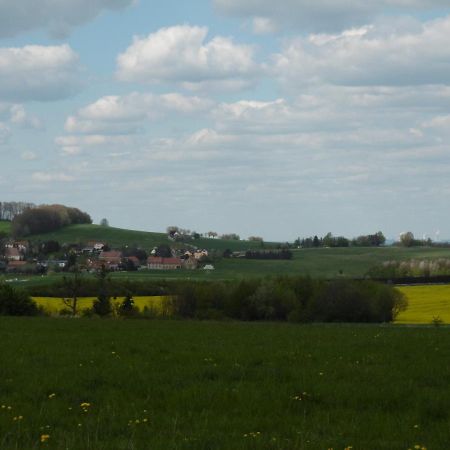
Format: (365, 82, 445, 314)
(0, 284, 39, 316)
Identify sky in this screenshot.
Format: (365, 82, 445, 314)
(1, 0, 450, 241)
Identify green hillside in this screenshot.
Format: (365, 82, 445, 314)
(27, 224, 275, 252)
(0, 220, 11, 235)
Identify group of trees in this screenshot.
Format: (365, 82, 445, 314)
(295, 232, 386, 248)
(22, 275, 407, 323)
(0, 201, 36, 221)
(12, 204, 92, 236)
(170, 277, 406, 323)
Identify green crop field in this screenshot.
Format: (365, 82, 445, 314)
(26, 224, 275, 252)
(0, 318, 448, 450)
(396, 285, 450, 325)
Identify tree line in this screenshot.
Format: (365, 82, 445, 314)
(0, 201, 36, 221)
(295, 232, 386, 248)
(20, 274, 407, 323)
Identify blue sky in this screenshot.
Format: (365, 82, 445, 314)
(1, 0, 450, 241)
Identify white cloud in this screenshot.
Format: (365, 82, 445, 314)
(21, 151, 38, 160)
(32, 172, 75, 182)
(10, 105, 42, 129)
(116, 25, 259, 91)
(0, 122, 11, 144)
(0, 0, 134, 38)
(272, 16, 450, 88)
(0, 45, 81, 102)
(214, 0, 450, 32)
(65, 92, 213, 134)
(252, 17, 278, 34)
(55, 134, 134, 155)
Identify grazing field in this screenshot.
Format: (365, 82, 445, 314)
(0, 319, 448, 449)
(396, 285, 450, 324)
(0, 221, 10, 235)
(32, 296, 168, 315)
(26, 224, 275, 252)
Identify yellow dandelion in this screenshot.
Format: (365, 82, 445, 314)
(40, 434, 50, 443)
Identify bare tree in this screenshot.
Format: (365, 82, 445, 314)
(61, 265, 83, 316)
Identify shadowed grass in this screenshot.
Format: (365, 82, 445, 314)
(0, 318, 449, 449)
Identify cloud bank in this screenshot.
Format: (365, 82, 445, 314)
(0, 0, 134, 38)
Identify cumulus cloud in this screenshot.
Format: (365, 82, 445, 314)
(116, 25, 259, 91)
(65, 92, 213, 134)
(214, 0, 450, 32)
(0, 0, 134, 38)
(272, 16, 450, 88)
(0, 45, 81, 102)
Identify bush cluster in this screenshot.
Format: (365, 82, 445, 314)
(12, 204, 92, 236)
(0, 284, 39, 316)
(168, 277, 406, 323)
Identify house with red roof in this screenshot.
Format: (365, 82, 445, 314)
(147, 256, 182, 270)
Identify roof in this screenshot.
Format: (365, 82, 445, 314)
(99, 251, 122, 259)
(147, 257, 182, 265)
(7, 261, 27, 267)
(6, 248, 21, 257)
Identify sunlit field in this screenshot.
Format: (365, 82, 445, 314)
(0, 318, 449, 449)
(396, 285, 450, 325)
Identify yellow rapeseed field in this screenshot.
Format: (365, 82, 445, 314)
(32, 296, 171, 315)
(396, 285, 450, 324)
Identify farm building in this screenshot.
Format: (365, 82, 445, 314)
(147, 257, 182, 270)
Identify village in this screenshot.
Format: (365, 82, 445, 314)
(0, 238, 216, 274)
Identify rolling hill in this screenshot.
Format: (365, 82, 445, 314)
(26, 224, 276, 252)
(0, 220, 11, 235)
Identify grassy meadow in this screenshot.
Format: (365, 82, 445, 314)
(0, 318, 449, 450)
(25, 224, 275, 252)
(0, 221, 10, 234)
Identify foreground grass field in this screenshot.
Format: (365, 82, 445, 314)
(0, 319, 448, 450)
(396, 285, 450, 324)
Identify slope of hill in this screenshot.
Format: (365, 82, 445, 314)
(26, 224, 276, 252)
(0, 220, 11, 235)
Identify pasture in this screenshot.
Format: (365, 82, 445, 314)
(0, 319, 449, 449)
(0, 221, 10, 235)
(25, 224, 275, 252)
